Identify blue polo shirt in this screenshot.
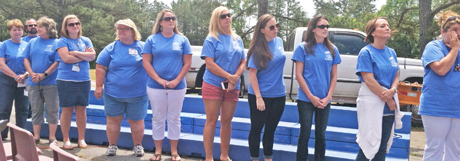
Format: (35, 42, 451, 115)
(54, 36, 93, 81)
(23, 37, 59, 86)
(97, 40, 147, 98)
(292, 42, 341, 103)
(248, 37, 286, 98)
(201, 34, 245, 89)
(0, 40, 28, 75)
(22, 35, 38, 42)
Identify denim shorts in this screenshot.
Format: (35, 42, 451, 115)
(103, 93, 148, 121)
(57, 80, 90, 107)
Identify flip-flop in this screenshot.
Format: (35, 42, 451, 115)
(149, 154, 161, 161)
(78, 140, 88, 148)
(62, 141, 74, 150)
(172, 154, 181, 161)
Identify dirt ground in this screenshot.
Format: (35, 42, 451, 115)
(409, 126, 426, 161)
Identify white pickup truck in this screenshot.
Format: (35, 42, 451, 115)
(186, 27, 424, 125)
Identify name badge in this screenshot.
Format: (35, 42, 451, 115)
(129, 48, 138, 57)
(72, 64, 81, 72)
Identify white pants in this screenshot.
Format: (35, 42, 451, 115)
(422, 115, 460, 161)
(147, 87, 186, 140)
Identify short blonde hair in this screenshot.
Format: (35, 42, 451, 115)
(151, 9, 182, 35)
(114, 19, 142, 41)
(208, 6, 238, 41)
(37, 17, 58, 38)
(437, 11, 460, 32)
(60, 15, 82, 38)
(7, 19, 24, 31)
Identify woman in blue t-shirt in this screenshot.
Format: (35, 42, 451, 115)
(95, 19, 148, 157)
(55, 15, 96, 149)
(355, 17, 403, 160)
(419, 11, 460, 161)
(291, 15, 341, 161)
(142, 9, 192, 161)
(246, 14, 286, 161)
(23, 17, 60, 144)
(200, 6, 246, 161)
(0, 19, 29, 139)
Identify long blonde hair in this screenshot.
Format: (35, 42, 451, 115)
(151, 9, 182, 35)
(60, 15, 82, 38)
(208, 6, 238, 41)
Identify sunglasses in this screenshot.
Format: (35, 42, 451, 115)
(316, 25, 330, 29)
(67, 22, 80, 27)
(268, 23, 280, 31)
(442, 16, 460, 29)
(161, 16, 176, 21)
(117, 27, 132, 31)
(28, 24, 37, 27)
(220, 13, 231, 19)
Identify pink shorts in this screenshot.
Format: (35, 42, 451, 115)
(201, 81, 239, 101)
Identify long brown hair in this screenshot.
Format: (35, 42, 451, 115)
(246, 14, 274, 70)
(303, 15, 335, 57)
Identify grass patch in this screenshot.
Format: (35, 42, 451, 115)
(90, 69, 95, 80)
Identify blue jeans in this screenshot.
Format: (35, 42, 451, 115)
(296, 100, 330, 161)
(0, 73, 29, 138)
(356, 115, 395, 161)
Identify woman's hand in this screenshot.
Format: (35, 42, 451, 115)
(166, 79, 180, 89)
(380, 89, 396, 101)
(446, 31, 460, 49)
(227, 82, 236, 91)
(155, 78, 170, 89)
(256, 97, 265, 111)
(226, 74, 239, 85)
(387, 99, 397, 111)
(320, 97, 331, 108)
(32, 73, 40, 83)
(94, 87, 103, 99)
(309, 95, 325, 109)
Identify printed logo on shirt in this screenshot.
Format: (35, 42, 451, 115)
(45, 45, 53, 52)
(325, 51, 333, 60)
(389, 57, 398, 67)
(173, 42, 181, 50)
(128, 48, 139, 57)
(233, 41, 241, 50)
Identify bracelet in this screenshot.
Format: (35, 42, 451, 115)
(392, 87, 397, 93)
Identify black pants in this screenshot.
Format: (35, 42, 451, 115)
(248, 94, 286, 160)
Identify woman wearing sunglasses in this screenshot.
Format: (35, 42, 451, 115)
(55, 15, 96, 150)
(246, 14, 285, 161)
(201, 6, 245, 161)
(355, 17, 403, 160)
(95, 19, 147, 157)
(292, 15, 341, 161)
(419, 11, 460, 161)
(0, 19, 29, 140)
(23, 16, 60, 145)
(142, 9, 192, 161)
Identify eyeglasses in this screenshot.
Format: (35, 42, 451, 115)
(67, 22, 80, 27)
(269, 23, 280, 31)
(316, 25, 330, 29)
(117, 27, 132, 31)
(220, 13, 231, 19)
(161, 16, 176, 21)
(442, 16, 460, 29)
(28, 24, 37, 27)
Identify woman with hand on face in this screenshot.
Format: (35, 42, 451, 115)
(23, 17, 60, 144)
(355, 17, 403, 161)
(95, 19, 147, 157)
(292, 15, 341, 161)
(142, 9, 192, 161)
(200, 6, 246, 161)
(0, 19, 29, 140)
(55, 15, 96, 150)
(247, 14, 286, 161)
(419, 11, 460, 161)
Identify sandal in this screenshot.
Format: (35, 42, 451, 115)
(48, 139, 56, 145)
(172, 154, 181, 161)
(62, 141, 74, 150)
(34, 138, 41, 144)
(220, 158, 232, 161)
(149, 154, 161, 161)
(78, 140, 87, 148)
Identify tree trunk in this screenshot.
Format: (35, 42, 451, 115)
(418, 0, 432, 58)
(258, 0, 268, 18)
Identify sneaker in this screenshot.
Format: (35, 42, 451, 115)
(106, 144, 118, 156)
(133, 145, 144, 157)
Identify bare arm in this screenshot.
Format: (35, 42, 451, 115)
(168, 54, 192, 89)
(94, 64, 107, 99)
(429, 32, 459, 76)
(227, 59, 246, 90)
(56, 47, 84, 64)
(142, 54, 168, 88)
(249, 67, 265, 111)
(0, 57, 19, 79)
(69, 46, 96, 61)
(38, 62, 59, 82)
(322, 64, 338, 104)
(295, 61, 325, 108)
(361, 72, 398, 110)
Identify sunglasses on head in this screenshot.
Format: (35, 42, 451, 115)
(443, 16, 460, 29)
(268, 23, 280, 31)
(161, 16, 176, 21)
(67, 22, 80, 27)
(220, 13, 231, 19)
(28, 24, 37, 27)
(316, 25, 330, 29)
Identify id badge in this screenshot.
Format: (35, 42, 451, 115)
(24, 89, 28, 96)
(129, 48, 138, 57)
(72, 64, 81, 72)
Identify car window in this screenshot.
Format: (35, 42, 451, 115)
(286, 30, 297, 51)
(331, 34, 367, 55)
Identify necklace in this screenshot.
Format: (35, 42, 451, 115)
(70, 38, 80, 51)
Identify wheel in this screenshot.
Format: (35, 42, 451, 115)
(409, 104, 423, 127)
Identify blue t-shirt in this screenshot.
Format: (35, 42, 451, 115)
(97, 40, 147, 98)
(356, 44, 399, 114)
(419, 40, 460, 118)
(248, 37, 286, 98)
(54, 37, 93, 81)
(201, 34, 245, 89)
(22, 35, 38, 42)
(292, 42, 341, 103)
(0, 40, 28, 75)
(142, 33, 192, 90)
(23, 37, 59, 86)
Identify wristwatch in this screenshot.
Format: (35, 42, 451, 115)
(44, 72, 48, 77)
(392, 87, 397, 93)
